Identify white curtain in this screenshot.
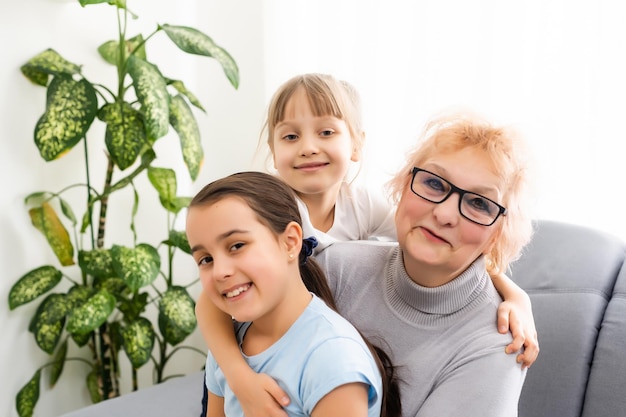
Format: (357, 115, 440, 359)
(260, 0, 626, 240)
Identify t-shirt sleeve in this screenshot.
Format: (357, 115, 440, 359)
(204, 350, 224, 397)
(299, 336, 381, 414)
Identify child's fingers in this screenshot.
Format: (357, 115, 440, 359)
(236, 373, 290, 417)
(518, 332, 540, 369)
(259, 373, 291, 407)
(496, 302, 512, 334)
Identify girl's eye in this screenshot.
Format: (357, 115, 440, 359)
(320, 129, 334, 137)
(230, 242, 245, 252)
(283, 134, 298, 141)
(198, 255, 213, 266)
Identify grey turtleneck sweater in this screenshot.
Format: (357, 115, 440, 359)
(316, 241, 526, 417)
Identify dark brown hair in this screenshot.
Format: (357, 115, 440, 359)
(190, 171, 401, 417)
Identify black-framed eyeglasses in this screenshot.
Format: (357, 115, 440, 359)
(409, 167, 507, 226)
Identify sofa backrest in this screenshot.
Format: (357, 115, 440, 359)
(510, 220, 626, 417)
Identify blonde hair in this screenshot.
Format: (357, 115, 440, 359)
(387, 112, 533, 275)
(261, 73, 365, 157)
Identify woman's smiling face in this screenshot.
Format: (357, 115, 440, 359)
(395, 146, 504, 286)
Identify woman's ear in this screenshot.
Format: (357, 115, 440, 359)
(284, 221, 303, 260)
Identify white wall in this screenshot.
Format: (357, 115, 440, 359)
(260, 0, 626, 243)
(2, 1, 626, 416)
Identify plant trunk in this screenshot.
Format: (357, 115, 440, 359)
(95, 158, 120, 401)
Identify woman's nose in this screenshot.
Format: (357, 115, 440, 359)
(432, 193, 460, 226)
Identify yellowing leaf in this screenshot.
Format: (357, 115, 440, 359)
(29, 202, 74, 266)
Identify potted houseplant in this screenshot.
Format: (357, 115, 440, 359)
(8, 1, 239, 416)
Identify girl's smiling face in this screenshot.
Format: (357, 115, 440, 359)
(395, 146, 504, 286)
(271, 87, 359, 200)
(186, 196, 298, 323)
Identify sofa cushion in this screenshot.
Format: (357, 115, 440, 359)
(511, 220, 626, 417)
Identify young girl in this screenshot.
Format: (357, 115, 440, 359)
(260, 73, 396, 251)
(186, 171, 401, 417)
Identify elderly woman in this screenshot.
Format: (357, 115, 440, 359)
(196, 112, 537, 417)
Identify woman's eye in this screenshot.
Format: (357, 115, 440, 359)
(468, 197, 493, 213)
(424, 177, 445, 192)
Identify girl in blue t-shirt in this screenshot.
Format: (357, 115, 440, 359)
(186, 171, 401, 417)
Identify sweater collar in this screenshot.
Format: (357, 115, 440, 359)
(385, 247, 489, 320)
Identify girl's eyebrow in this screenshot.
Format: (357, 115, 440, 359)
(190, 229, 249, 254)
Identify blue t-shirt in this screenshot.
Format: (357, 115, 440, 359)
(205, 295, 382, 416)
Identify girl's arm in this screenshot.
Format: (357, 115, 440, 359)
(207, 392, 225, 417)
(195, 290, 290, 417)
(310, 383, 369, 417)
(491, 273, 539, 369)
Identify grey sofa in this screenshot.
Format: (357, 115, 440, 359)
(59, 219, 626, 417)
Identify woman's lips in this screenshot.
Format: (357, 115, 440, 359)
(419, 226, 450, 245)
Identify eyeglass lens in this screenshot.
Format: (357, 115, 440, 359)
(411, 169, 502, 226)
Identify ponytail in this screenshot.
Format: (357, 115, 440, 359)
(300, 257, 402, 417)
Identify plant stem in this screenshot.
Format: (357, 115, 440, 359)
(97, 157, 114, 249)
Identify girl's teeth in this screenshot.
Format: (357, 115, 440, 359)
(226, 285, 250, 298)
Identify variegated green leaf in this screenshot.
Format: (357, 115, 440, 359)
(71, 331, 92, 347)
(167, 79, 205, 112)
(32, 293, 68, 324)
(65, 286, 94, 346)
(16, 369, 40, 417)
(98, 34, 146, 65)
(158, 286, 196, 345)
(163, 230, 191, 254)
(9, 265, 62, 310)
(29, 202, 75, 266)
(98, 102, 148, 170)
(66, 290, 116, 335)
(161, 24, 239, 89)
(78, 249, 115, 277)
(121, 317, 155, 368)
(21, 49, 81, 87)
(35, 75, 97, 161)
(117, 291, 148, 322)
(27, 294, 66, 334)
(96, 277, 128, 298)
(65, 285, 93, 310)
(31, 308, 64, 354)
(111, 244, 160, 291)
(49, 339, 68, 388)
(85, 369, 102, 403)
(147, 167, 177, 201)
(169, 94, 203, 180)
(127, 55, 169, 140)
